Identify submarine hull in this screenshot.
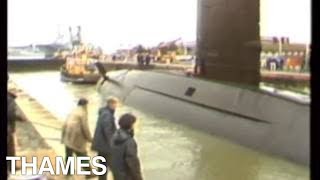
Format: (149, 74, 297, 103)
(97, 70, 310, 166)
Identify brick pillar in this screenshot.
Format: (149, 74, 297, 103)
(197, 0, 261, 86)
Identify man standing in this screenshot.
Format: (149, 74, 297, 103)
(92, 97, 119, 180)
(110, 113, 143, 180)
(145, 54, 151, 66)
(7, 91, 28, 173)
(61, 98, 93, 176)
(137, 54, 143, 66)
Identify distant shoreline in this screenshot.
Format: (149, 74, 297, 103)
(8, 56, 49, 60)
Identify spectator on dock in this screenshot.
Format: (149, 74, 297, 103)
(61, 98, 93, 176)
(7, 91, 28, 173)
(110, 113, 143, 180)
(7, 75, 29, 174)
(137, 54, 143, 66)
(112, 55, 117, 62)
(92, 97, 120, 180)
(145, 54, 151, 66)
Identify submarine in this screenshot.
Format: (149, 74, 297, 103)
(95, 63, 309, 166)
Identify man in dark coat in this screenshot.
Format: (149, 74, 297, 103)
(110, 113, 143, 180)
(7, 91, 28, 172)
(92, 97, 119, 180)
(137, 54, 142, 66)
(145, 54, 151, 66)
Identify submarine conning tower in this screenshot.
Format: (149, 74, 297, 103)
(196, 0, 261, 87)
(96, 0, 309, 166)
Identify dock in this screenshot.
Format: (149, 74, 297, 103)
(9, 81, 112, 180)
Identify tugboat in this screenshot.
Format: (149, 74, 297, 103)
(60, 60, 100, 84)
(60, 45, 101, 84)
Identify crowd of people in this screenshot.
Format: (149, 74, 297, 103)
(110, 53, 153, 67)
(61, 96, 143, 180)
(7, 73, 143, 179)
(260, 52, 309, 72)
(137, 53, 152, 66)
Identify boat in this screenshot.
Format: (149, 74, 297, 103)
(60, 56, 100, 84)
(96, 69, 309, 166)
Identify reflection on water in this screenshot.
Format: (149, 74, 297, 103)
(10, 71, 309, 180)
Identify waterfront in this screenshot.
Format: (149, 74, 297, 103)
(10, 71, 309, 180)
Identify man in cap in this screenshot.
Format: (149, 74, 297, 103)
(61, 98, 93, 176)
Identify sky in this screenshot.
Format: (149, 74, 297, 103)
(260, 0, 311, 43)
(8, 0, 311, 52)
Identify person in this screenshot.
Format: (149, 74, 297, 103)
(7, 91, 28, 173)
(92, 97, 119, 180)
(137, 54, 143, 66)
(61, 98, 93, 176)
(145, 54, 151, 66)
(110, 113, 143, 180)
(141, 54, 146, 66)
(112, 55, 117, 62)
(194, 56, 201, 75)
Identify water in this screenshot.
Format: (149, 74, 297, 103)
(10, 71, 309, 180)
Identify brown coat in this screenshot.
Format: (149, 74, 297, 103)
(61, 106, 92, 153)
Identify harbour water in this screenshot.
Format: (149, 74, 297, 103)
(10, 71, 309, 180)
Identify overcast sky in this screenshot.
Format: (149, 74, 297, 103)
(8, 0, 310, 52)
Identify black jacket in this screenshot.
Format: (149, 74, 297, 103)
(92, 107, 116, 154)
(8, 92, 18, 133)
(7, 92, 20, 156)
(111, 129, 143, 180)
